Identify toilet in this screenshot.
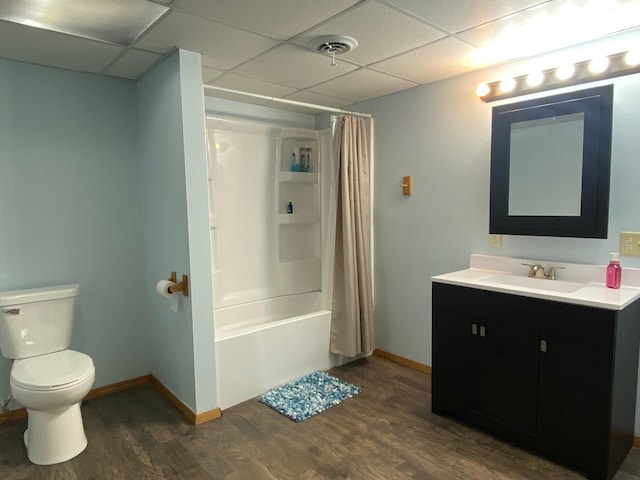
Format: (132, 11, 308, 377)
(0, 284, 95, 465)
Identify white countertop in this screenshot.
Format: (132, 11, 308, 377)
(431, 255, 640, 311)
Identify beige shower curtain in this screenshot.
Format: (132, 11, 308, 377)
(330, 115, 374, 357)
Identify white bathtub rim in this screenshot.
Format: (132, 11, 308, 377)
(215, 309, 331, 341)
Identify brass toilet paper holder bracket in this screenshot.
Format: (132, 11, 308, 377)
(168, 271, 189, 297)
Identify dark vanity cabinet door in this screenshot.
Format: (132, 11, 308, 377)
(431, 307, 481, 410)
(479, 315, 539, 432)
(538, 330, 614, 468)
(432, 282, 640, 480)
(432, 284, 539, 432)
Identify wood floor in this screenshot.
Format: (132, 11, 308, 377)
(1, 356, 640, 480)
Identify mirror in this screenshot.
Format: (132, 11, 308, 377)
(490, 85, 613, 238)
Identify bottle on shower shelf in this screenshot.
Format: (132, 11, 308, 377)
(290, 150, 299, 172)
(287, 201, 293, 214)
(305, 146, 312, 172)
(299, 149, 307, 172)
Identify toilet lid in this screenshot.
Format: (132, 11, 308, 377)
(11, 350, 94, 391)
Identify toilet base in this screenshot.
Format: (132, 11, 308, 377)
(24, 402, 88, 465)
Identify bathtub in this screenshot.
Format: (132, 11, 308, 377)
(214, 292, 334, 410)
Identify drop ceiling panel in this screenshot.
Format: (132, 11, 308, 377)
(261, 100, 325, 115)
(202, 66, 226, 84)
(382, 0, 550, 33)
(0, 0, 168, 46)
(459, 0, 638, 65)
(135, 10, 278, 69)
(0, 20, 123, 73)
(173, 0, 361, 39)
(294, 1, 446, 65)
(203, 89, 270, 106)
(104, 49, 162, 79)
(1, 0, 640, 112)
(373, 37, 478, 84)
(311, 68, 417, 102)
(208, 73, 297, 98)
(234, 44, 358, 89)
(284, 90, 354, 109)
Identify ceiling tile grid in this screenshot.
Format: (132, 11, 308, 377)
(172, 0, 362, 39)
(104, 48, 163, 79)
(0, 0, 639, 111)
(371, 37, 479, 84)
(209, 73, 298, 98)
(310, 68, 418, 102)
(134, 10, 279, 70)
(380, 0, 552, 33)
(292, 1, 447, 66)
(0, 19, 124, 74)
(233, 43, 359, 90)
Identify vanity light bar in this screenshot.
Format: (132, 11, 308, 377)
(477, 50, 640, 102)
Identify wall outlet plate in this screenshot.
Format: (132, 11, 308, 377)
(489, 234, 502, 248)
(620, 232, 640, 256)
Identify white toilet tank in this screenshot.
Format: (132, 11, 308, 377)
(0, 284, 79, 360)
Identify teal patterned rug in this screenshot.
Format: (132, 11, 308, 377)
(259, 371, 361, 422)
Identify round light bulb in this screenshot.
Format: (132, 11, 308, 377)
(526, 71, 544, 87)
(589, 56, 609, 74)
(556, 64, 575, 80)
(476, 83, 491, 97)
(625, 49, 640, 66)
(499, 77, 516, 93)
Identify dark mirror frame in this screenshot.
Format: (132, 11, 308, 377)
(489, 84, 613, 238)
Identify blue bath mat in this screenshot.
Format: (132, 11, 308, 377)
(259, 371, 361, 422)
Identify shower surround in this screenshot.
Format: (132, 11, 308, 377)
(206, 117, 337, 409)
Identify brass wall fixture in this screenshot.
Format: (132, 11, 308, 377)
(401, 176, 413, 196)
(168, 271, 189, 297)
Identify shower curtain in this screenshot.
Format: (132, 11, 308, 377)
(327, 115, 374, 357)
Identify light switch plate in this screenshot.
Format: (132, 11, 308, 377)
(620, 232, 640, 256)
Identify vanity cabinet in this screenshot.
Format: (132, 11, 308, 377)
(432, 282, 640, 480)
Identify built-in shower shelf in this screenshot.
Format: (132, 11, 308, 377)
(277, 214, 320, 225)
(278, 172, 318, 183)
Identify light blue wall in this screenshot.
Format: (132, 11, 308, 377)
(137, 50, 217, 413)
(352, 33, 640, 431)
(179, 51, 217, 413)
(357, 39, 640, 368)
(0, 59, 150, 406)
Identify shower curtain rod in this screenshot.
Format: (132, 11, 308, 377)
(203, 85, 373, 118)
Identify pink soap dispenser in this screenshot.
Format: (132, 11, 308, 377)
(606, 252, 622, 289)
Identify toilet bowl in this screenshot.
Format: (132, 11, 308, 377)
(10, 349, 95, 465)
(0, 284, 95, 465)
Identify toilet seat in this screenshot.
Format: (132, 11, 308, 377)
(11, 350, 94, 391)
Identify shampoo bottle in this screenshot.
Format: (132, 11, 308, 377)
(290, 150, 299, 172)
(606, 252, 622, 289)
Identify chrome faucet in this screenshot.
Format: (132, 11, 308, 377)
(521, 263, 565, 280)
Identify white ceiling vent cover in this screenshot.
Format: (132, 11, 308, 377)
(309, 35, 358, 56)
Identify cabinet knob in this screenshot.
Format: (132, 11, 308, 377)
(471, 323, 478, 335)
(540, 339, 548, 352)
(480, 326, 486, 337)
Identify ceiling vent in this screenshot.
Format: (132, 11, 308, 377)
(309, 35, 358, 65)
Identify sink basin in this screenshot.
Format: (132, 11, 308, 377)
(480, 275, 585, 294)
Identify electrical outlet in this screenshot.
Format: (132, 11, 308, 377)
(489, 234, 502, 248)
(619, 232, 640, 256)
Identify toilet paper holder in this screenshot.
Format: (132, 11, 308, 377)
(168, 272, 189, 297)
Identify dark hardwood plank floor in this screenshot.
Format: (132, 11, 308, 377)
(1, 356, 639, 479)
